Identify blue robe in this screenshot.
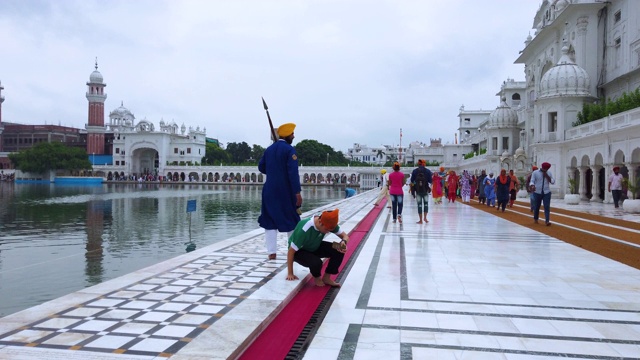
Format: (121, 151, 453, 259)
(484, 177, 496, 200)
(258, 140, 301, 232)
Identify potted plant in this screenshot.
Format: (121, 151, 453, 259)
(564, 177, 581, 205)
(517, 176, 528, 198)
(622, 177, 640, 213)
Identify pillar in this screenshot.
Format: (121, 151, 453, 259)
(590, 165, 602, 202)
(578, 166, 589, 200)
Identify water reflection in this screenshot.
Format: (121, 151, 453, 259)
(0, 183, 345, 317)
(85, 200, 108, 285)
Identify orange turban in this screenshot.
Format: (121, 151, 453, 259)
(532, 166, 538, 170)
(277, 123, 296, 137)
(320, 209, 339, 230)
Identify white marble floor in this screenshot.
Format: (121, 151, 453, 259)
(0, 192, 378, 360)
(2, 192, 639, 360)
(304, 198, 640, 359)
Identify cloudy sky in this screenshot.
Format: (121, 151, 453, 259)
(0, 0, 541, 153)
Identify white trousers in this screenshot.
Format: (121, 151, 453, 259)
(265, 229, 293, 254)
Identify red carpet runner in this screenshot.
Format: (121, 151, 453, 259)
(238, 200, 385, 359)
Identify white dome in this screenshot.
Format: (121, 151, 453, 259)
(109, 102, 136, 127)
(487, 97, 518, 128)
(111, 104, 134, 118)
(539, 44, 590, 99)
(89, 70, 103, 83)
(515, 147, 525, 156)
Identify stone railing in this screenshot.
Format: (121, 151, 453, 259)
(565, 107, 640, 141)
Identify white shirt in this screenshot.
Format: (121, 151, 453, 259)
(609, 173, 624, 190)
(529, 169, 555, 195)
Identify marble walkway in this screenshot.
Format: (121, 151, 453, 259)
(1, 190, 639, 359)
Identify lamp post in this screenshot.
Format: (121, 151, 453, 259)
(326, 153, 329, 166)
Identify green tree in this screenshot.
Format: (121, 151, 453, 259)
(225, 142, 252, 164)
(250, 144, 265, 163)
(295, 139, 348, 166)
(385, 154, 398, 166)
(201, 142, 229, 165)
(9, 142, 91, 173)
(375, 149, 386, 164)
(575, 87, 640, 126)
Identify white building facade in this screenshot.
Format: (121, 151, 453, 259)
(107, 104, 206, 179)
(444, 0, 640, 202)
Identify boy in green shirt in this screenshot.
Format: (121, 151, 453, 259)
(286, 209, 349, 287)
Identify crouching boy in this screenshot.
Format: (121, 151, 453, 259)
(286, 209, 349, 287)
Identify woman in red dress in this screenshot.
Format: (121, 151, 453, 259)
(447, 171, 459, 203)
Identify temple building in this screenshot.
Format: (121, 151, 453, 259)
(445, 0, 640, 203)
(0, 61, 206, 178)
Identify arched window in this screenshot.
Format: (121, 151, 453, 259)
(511, 93, 521, 107)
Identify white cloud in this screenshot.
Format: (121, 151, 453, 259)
(0, 0, 541, 152)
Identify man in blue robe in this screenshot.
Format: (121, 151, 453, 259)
(258, 123, 302, 260)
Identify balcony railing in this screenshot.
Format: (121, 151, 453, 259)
(565, 107, 640, 141)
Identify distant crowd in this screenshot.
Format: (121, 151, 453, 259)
(0, 171, 15, 182)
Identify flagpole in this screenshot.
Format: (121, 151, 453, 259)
(399, 128, 402, 162)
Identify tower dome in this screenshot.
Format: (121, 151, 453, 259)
(487, 97, 518, 128)
(88, 59, 104, 84)
(90, 70, 103, 84)
(539, 33, 590, 99)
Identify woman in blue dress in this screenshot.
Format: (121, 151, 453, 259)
(484, 172, 496, 207)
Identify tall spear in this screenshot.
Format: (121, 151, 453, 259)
(262, 97, 278, 143)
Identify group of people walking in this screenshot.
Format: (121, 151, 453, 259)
(374, 161, 560, 227)
(477, 169, 521, 211)
(374, 159, 433, 224)
(256, 122, 628, 290)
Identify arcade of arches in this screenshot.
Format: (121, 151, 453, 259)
(104, 169, 361, 185)
(567, 148, 640, 201)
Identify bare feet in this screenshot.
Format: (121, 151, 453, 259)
(416, 221, 423, 224)
(268, 253, 276, 260)
(322, 274, 341, 287)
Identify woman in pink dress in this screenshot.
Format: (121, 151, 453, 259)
(432, 172, 443, 204)
(388, 162, 405, 223)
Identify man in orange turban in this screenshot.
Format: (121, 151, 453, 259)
(286, 209, 349, 287)
(259, 122, 302, 260)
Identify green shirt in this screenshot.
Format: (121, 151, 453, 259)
(288, 216, 342, 252)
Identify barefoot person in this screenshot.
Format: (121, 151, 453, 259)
(286, 209, 349, 287)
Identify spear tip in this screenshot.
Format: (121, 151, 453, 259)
(262, 97, 268, 110)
